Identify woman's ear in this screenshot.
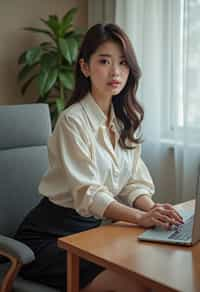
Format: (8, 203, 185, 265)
(79, 58, 90, 78)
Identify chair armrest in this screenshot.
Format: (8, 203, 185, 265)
(0, 234, 35, 264)
(0, 235, 35, 292)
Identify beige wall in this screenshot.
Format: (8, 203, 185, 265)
(0, 0, 88, 105)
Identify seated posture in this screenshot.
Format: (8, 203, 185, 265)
(15, 23, 183, 292)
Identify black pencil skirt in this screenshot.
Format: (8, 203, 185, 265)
(15, 197, 104, 292)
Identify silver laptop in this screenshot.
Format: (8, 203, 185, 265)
(138, 174, 200, 246)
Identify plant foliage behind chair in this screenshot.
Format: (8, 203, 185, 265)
(18, 7, 84, 126)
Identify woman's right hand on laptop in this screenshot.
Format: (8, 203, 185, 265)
(137, 203, 184, 229)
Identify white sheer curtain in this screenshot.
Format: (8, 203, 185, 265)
(173, 0, 200, 202)
(115, 0, 200, 203)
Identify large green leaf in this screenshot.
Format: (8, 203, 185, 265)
(21, 74, 38, 95)
(71, 33, 83, 47)
(62, 7, 78, 28)
(38, 68, 58, 96)
(41, 15, 60, 36)
(18, 63, 38, 81)
(40, 42, 56, 50)
(58, 8, 78, 37)
(59, 71, 74, 90)
(44, 69, 58, 93)
(64, 29, 84, 46)
(56, 97, 65, 113)
(40, 52, 58, 70)
(64, 30, 74, 38)
(59, 38, 70, 63)
(40, 41, 52, 47)
(67, 37, 78, 62)
(59, 37, 78, 64)
(24, 27, 53, 39)
(25, 47, 42, 65)
(38, 69, 49, 96)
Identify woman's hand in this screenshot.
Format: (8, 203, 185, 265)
(137, 203, 184, 229)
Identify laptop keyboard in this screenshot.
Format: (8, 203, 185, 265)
(168, 215, 194, 241)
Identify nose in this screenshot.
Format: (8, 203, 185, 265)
(111, 64, 120, 77)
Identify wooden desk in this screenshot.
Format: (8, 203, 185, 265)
(58, 201, 200, 292)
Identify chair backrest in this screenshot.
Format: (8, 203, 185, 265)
(0, 104, 51, 237)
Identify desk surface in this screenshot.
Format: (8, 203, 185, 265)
(58, 201, 199, 292)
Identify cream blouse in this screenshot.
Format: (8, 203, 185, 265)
(39, 93, 155, 218)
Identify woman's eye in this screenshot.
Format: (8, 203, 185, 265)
(99, 59, 110, 65)
(120, 60, 128, 66)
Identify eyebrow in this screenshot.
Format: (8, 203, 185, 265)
(98, 53, 125, 58)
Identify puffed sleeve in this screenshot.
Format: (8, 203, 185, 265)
(118, 145, 155, 207)
(45, 113, 115, 218)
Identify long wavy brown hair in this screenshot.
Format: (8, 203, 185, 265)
(68, 23, 144, 149)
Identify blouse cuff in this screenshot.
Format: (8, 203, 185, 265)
(89, 191, 115, 218)
(127, 190, 153, 207)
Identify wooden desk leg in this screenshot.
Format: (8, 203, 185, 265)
(67, 252, 80, 292)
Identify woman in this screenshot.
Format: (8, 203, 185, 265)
(15, 23, 183, 292)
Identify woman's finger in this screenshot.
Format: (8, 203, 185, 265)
(155, 213, 180, 226)
(156, 205, 183, 223)
(151, 217, 170, 229)
(152, 207, 183, 225)
(166, 209, 184, 224)
(162, 204, 183, 221)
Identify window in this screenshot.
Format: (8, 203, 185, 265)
(167, 0, 200, 137)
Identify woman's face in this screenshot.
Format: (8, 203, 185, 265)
(80, 40, 130, 101)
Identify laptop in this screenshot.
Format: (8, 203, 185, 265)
(138, 173, 200, 246)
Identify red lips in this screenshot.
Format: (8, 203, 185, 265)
(108, 80, 121, 86)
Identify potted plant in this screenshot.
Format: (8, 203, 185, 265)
(17, 7, 84, 126)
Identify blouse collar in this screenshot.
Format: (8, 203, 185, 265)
(80, 92, 121, 134)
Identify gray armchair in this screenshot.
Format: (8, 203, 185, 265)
(0, 104, 59, 292)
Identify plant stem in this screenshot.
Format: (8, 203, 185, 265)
(58, 43, 64, 104)
(60, 80, 64, 102)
